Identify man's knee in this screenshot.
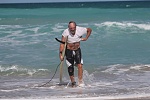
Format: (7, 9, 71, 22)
(77, 64, 82, 69)
(68, 65, 74, 76)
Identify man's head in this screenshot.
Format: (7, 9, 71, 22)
(68, 21, 76, 35)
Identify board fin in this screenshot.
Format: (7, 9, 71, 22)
(55, 38, 65, 44)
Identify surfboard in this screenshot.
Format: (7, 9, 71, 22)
(58, 37, 68, 85)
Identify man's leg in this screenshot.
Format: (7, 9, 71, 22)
(68, 65, 75, 83)
(65, 49, 76, 86)
(77, 63, 83, 85)
(74, 48, 84, 86)
(69, 75, 76, 87)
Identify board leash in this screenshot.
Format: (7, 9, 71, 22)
(37, 38, 66, 87)
(37, 61, 62, 87)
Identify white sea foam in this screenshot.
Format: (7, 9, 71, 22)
(93, 81, 112, 87)
(0, 25, 23, 29)
(26, 27, 40, 33)
(0, 65, 49, 76)
(51, 27, 64, 33)
(101, 64, 150, 75)
(51, 24, 64, 33)
(0, 24, 50, 47)
(15, 18, 22, 20)
(95, 21, 150, 30)
(130, 64, 150, 71)
(0, 88, 24, 92)
(101, 64, 124, 74)
(83, 70, 95, 85)
(130, 65, 143, 70)
(2, 93, 150, 100)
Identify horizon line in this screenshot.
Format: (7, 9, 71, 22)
(0, 0, 148, 4)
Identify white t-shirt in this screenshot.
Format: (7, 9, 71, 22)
(62, 26, 87, 43)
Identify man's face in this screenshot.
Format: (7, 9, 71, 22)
(68, 23, 76, 35)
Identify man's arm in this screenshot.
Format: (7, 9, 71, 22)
(59, 36, 66, 61)
(81, 28, 92, 41)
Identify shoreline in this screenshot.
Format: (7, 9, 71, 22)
(1, 96, 150, 100)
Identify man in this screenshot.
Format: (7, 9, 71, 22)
(59, 21, 92, 87)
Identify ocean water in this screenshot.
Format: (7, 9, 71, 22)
(0, 1, 150, 99)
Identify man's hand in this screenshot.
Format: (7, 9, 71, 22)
(59, 52, 64, 61)
(81, 38, 87, 41)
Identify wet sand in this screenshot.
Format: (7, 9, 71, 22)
(2, 96, 150, 100)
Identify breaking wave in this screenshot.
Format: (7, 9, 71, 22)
(0, 65, 50, 77)
(95, 21, 150, 31)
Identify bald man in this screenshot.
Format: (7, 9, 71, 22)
(59, 21, 92, 87)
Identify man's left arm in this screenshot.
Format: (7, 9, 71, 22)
(81, 28, 92, 41)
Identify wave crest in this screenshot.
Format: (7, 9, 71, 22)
(101, 64, 150, 75)
(0, 65, 50, 77)
(95, 21, 150, 31)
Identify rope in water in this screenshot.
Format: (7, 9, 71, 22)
(38, 61, 62, 87)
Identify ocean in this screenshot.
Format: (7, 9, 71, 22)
(0, 1, 150, 99)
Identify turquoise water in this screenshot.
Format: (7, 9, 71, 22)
(1, 1, 150, 99)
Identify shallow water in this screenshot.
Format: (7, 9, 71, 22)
(1, 1, 150, 99)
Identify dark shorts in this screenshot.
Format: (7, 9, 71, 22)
(65, 48, 83, 67)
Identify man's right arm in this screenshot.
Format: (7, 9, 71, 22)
(59, 36, 65, 61)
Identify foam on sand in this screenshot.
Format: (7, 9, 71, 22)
(1, 93, 150, 100)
